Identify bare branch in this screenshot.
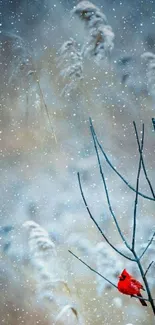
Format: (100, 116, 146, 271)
(144, 261, 154, 277)
(68, 250, 117, 288)
(132, 295, 151, 302)
(133, 121, 155, 199)
(89, 118, 131, 251)
(74, 118, 155, 315)
(132, 250, 155, 314)
(139, 232, 155, 260)
(69, 251, 151, 302)
(77, 172, 135, 261)
(132, 123, 144, 250)
(90, 118, 155, 201)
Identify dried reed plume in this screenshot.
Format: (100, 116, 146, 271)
(72, 1, 107, 25)
(141, 52, 155, 96)
(23, 221, 56, 302)
(72, 1, 114, 63)
(58, 2, 114, 96)
(57, 38, 83, 97)
(23, 221, 80, 324)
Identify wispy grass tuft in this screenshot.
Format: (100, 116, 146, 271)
(57, 1, 114, 96)
(72, 1, 114, 64)
(23, 221, 81, 324)
(57, 38, 83, 97)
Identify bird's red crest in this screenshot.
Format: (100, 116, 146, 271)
(121, 269, 129, 276)
(119, 269, 130, 280)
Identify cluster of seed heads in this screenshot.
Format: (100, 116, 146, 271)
(72, 1, 114, 63)
(57, 1, 114, 96)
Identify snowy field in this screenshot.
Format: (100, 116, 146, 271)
(0, 1, 155, 324)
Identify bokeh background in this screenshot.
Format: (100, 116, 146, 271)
(1, 0, 155, 324)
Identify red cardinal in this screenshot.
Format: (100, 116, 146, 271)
(117, 269, 147, 306)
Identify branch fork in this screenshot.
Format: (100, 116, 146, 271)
(69, 118, 155, 315)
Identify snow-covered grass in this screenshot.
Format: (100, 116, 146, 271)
(0, 1, 155, 324)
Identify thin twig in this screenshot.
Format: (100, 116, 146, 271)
(132, 295, 151, 302)
(69, 250, 151, 302)
(132, 123, 144, 250)
(133, 121, 155, 199)
(28, 57, 57, 143)
(69, 250, 117, 288)
(77, 172, 135, 261)
(139, 232, 155, 260)
(152, 118, 155, 131)
(75, 118, 155, 315)
(144, 261, 154, 277)
(90, 119, 155, 201)
(89, 118, 131, 251)
(36, 78, 57, 143)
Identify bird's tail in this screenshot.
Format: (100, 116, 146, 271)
(138, 293, 147, 306)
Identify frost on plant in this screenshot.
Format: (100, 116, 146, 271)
(82, 24, 114, 63)
(23, 221, 57, 302)
(23, 221, 80, 324)
(57, 2, 114, 96)
(71, 1, 107, 26)
(57, 38, 83, 97)
(72, 1, 114, 64)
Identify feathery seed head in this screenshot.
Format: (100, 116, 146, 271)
(57, 38, 83, 96)
(72, 1, 114, 64)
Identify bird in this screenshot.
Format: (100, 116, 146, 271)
(117, 269, 147, 306)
